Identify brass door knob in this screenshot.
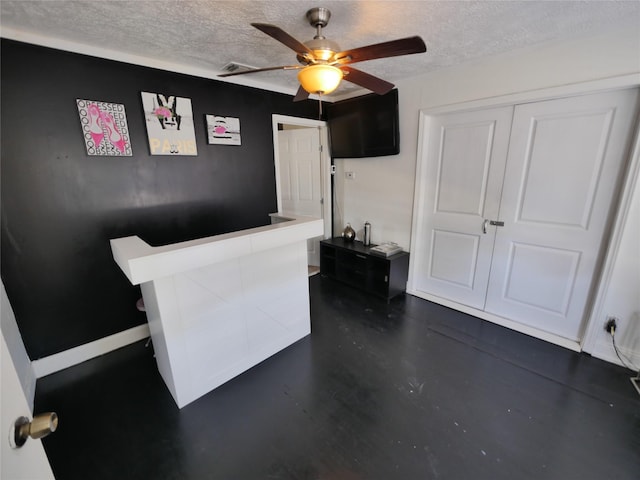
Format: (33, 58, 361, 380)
(9, 412, 58, 448)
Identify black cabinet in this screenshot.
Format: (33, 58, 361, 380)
(320, 238, 410, 301)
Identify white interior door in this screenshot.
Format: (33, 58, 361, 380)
(1, 332, 55, 479)
(412, 106, 514, 309)
(277, 127, 323, 266)
(485, 88, 640, 340)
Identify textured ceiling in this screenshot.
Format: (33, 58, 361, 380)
(1, 1, 638, 98)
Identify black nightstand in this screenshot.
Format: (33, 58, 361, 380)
(320, 238, 410, 301)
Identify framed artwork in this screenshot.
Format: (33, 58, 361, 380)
(141, 92, 197, 155)
(76, 99, 132, 156)
(206, 115, 241, 145)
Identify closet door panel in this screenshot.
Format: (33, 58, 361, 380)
(485, 88, 640, 340)
(412, 107, 513, 309)
(501, 242, 581, 316)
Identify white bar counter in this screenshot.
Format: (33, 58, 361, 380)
(110, 214, 323, 408)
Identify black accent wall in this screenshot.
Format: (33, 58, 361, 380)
(1, 39, 317, 359)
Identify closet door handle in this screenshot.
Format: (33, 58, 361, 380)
(483, 219, 505, 234)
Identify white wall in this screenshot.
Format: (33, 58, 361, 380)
(587, 167, 640, 368)
(334, 26, 640, 364)
(335, 26, 640, 247)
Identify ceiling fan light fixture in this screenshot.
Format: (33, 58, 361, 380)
(297, 64, 343, 94)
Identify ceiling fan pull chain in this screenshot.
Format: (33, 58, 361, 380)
(318, 93, 323, 120)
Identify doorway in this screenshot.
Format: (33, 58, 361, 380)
(272, 115, 332, 273)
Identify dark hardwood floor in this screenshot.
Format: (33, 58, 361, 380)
(36, 275, 639, 479)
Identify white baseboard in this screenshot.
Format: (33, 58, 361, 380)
(406, 289, 582, 352)
(32, 324, 150, 378)
(590, 336, 640, 371)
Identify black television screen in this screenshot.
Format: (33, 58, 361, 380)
(327, 89, 400, 158)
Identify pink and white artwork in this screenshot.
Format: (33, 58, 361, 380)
(141, 92, 197, 155)
(76, 99, 132, 156)
(206, 115, 241, 145)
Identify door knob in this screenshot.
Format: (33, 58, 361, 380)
(482, 219, 505, 234)
(9, 412, 58, 448)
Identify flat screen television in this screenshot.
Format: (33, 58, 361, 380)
(327, 89, 399, 158)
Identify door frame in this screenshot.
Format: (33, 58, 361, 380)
(272, 114, 332, 240)
(408, 73, 640, 353)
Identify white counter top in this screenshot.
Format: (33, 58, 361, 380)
(111, 213, 323, 285)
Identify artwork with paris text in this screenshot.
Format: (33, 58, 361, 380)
(141, 92, 197, 155)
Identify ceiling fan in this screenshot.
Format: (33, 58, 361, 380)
(218, 7, 427, 101)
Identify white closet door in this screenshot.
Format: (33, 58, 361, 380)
(485, 89, 639, 340)
(412, 106, 513, 309)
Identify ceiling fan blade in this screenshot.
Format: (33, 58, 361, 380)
(340, 66, 394, 95)
(332, 36, 426, 65)
(293, 85, 310, 102)
(218, 65, 301, 78)
(251, 23, 314, 58)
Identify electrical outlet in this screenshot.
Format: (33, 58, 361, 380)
(604, 316, 617, 334)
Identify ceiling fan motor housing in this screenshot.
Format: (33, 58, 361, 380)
(298, 8, 340, 64)
(300, 37, 341, 63)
